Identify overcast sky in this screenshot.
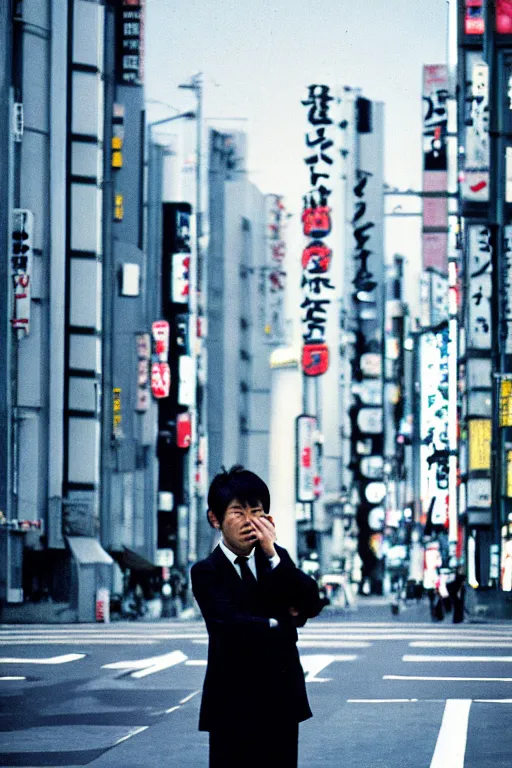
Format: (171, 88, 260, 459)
(145, 0, 449, 211)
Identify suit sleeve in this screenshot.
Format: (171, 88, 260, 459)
(191, 562, 274, 640)
(263, 546, 325, 626)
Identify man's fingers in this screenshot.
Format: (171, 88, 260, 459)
(252, 516, 274, 532)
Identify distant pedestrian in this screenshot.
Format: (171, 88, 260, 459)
(191, 465, 325, 768)
(447, 566, 466, 623)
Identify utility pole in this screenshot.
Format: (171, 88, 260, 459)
(484, 0, 506, 590)
(179, 74, 208, 563)
(0, 1, 13, 604)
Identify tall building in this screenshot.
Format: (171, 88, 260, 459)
(456, 0, 512, 615)
(0, 0, 159, 621)
(205, 129, 280, 556)
(344, 96, 387, 595)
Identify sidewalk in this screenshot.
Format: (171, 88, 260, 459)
(320, 595, 512, 624)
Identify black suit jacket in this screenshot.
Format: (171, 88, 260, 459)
(191, 542, 324, 732)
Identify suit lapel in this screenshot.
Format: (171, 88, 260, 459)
(210, 545, 244, 589)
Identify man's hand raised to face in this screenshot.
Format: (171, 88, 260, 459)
(250, 515, 277, 559)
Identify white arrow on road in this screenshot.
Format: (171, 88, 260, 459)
(102, 649, 188, 679)
(301, 654, 357, 682)
(0, 653, 85, 665)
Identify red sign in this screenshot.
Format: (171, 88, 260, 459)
(302, 344, 329, 377)
(176, 411, 192, 448)
(151, 362, 170, 399)
(464, 0, 512, 34)
(465, 0, 484, 34)
(172, 253, 190, 304)
(301, 242, 332, 272)
(302, 206, 331, 238)
(151, 321, 170, 361)
(498, 0, 512, 32)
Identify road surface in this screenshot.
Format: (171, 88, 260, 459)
(1, 600, 512, 766)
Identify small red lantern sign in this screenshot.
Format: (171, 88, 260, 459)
(302, 343, 329, 377)
(301, 241, 332, 273)
(151, 362, 170, 399)
(151, 321, 170, 361)
(176, 411, 192, 448)
(301, 206, 331, 238)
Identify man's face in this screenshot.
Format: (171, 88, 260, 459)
(218, 498, 268, 555)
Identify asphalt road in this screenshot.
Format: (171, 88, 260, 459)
(1, 598, 512, 767)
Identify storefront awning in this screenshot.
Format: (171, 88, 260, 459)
(111, 546, 159, 572)
(67, 536, 114, 566)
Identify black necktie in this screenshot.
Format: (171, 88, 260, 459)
(235, 555, 257, 585)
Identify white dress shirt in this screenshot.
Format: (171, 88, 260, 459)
(219, 538, 280, 578)
(219, 539, 280, 628)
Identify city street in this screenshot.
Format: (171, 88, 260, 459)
(1, 602, 512, 767)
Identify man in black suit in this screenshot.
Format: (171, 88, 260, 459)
(191, 465, 325, 768)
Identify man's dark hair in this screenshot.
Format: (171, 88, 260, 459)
(207, 464, 270, 527)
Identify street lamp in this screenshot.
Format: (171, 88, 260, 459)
(146, 108, 196, 317)
(178, 75, 207, 564)
(148, 110, 196, 137)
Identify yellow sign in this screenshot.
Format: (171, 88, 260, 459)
(500, 379, 512, 427)
(114, 194, 124, 221)
(113, 388, 122, 438)
(507, 451, 512, 498)
(468, 419, 491, 470)
(112, 150, 123, 169)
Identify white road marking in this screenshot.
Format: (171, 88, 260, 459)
(180, 690, 201, 704)
(384, 675, 512, 682)
(0, 676, 26, 681)
(0, 633, 206, 639)
(165, 706, 181, 714)
(404, 655, 512, 663)
(114, 726, 148, 745)
(410, 642, 512, 649)
(347, 698, 418, 703)
(185, 660, 207, 666)
(301, 654, 357, 682)
(429, 699, 471, 768)
(348, 698, 512, 703)
(297, 637, 371, 648)
(0, 639, 157, 645)
(299, 641, 368, 648)
(0, 653, 85, 664)
(296, 634, 512, 642)
(102, 650, 187, 678)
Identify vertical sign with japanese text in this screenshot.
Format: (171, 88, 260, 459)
(116, 0, 145, 86)
(467, 225, 492, 350)
(462, 55, 489, 202)
(296, 415, 318, 502)
(420, 330, 450, 526)
(11, 209, 33, 336)
(264, 194, 287, 343)
(422, 65, 449, 273)
(300, 85, 335, 377)
(135, 333, 150, 411)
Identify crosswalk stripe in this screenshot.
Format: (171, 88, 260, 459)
(0, 653, 85, 664)
(0, 639, 158, 645)
(429, 699, 471, 768)
(347, 698, 418, 703)
(384, 675, 512, 681)
(403, 655, 512, 663)
(410, 642, 512, 648)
